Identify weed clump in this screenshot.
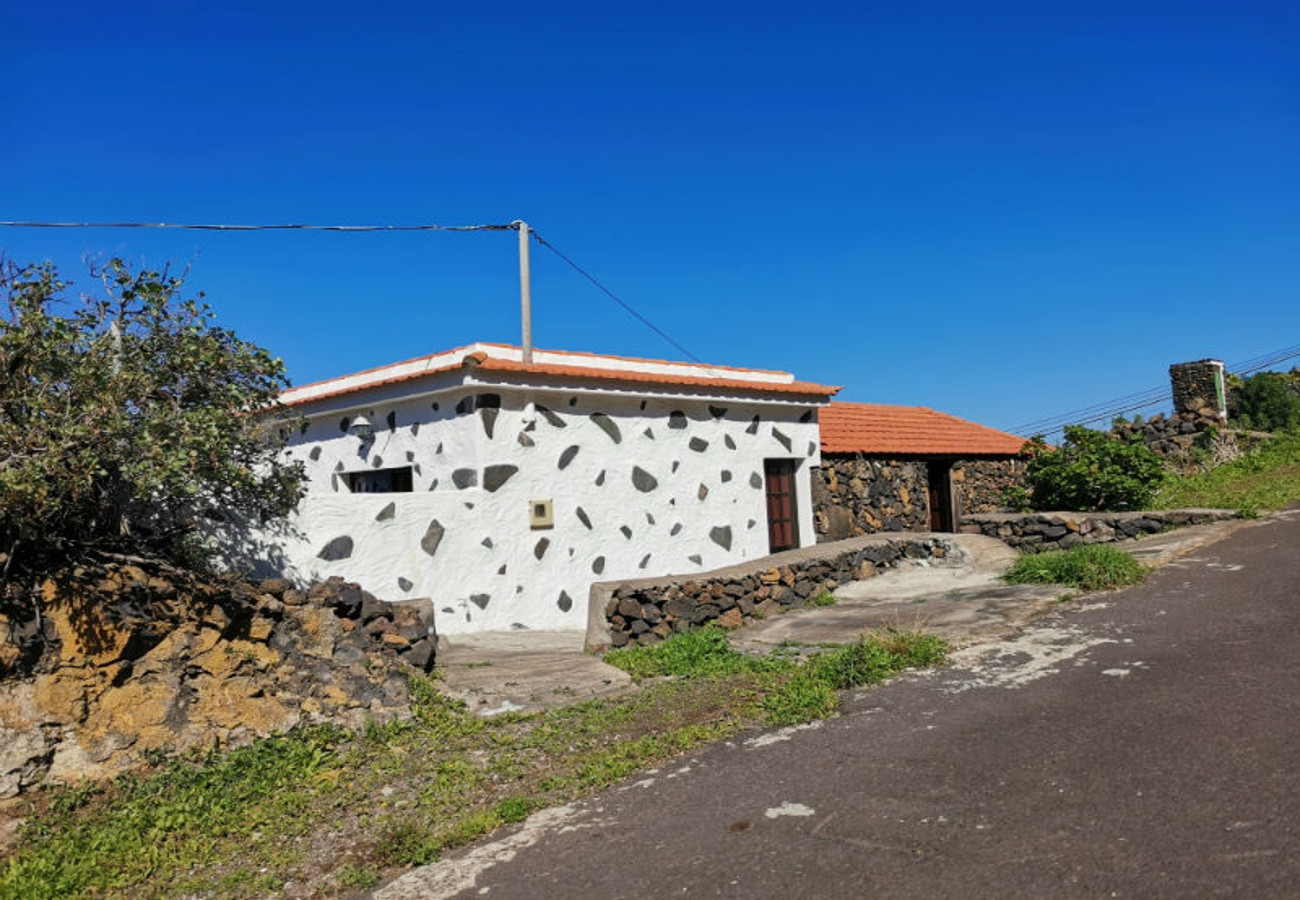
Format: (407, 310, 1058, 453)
(1003, 544, 1148, 591)
(604, 626, 754, 679)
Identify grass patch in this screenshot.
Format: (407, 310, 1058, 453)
(1155, 429, 1300, 512)
(804, 591, 837, 608)
(2, 630, 948, 899)
(1003, 544, 1148, 591)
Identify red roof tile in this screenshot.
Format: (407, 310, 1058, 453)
(281, 343, 840, 408)
(820, 401, 1028, 456)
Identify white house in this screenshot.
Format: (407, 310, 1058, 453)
(253, 342, 838, 634)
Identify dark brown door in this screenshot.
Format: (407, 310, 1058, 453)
(927, 461, 953, 532)
(764, 459, 800, 552)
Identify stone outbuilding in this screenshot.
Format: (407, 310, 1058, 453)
(236, 343, 838, 634)
(811, 401, 1028, 540)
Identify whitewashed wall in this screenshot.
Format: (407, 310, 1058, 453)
(251, 380, 823, 634)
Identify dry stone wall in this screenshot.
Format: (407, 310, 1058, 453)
(810, 457, 928, 540)
(960, 508, 1241, 551)
(0, 565, 435, 798)
(588, 535, 955, 650)
(811, 455, 1026, 540)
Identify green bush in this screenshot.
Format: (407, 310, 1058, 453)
(604, 626, 754, 679)
(1024, 426, 1166, 511)
(0, 259, 303, 575)
(1228, 370, 1300, 432)
(1003, 544, 1148, 591)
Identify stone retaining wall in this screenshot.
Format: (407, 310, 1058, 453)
(951, 458, 1028, 513)
(586, 535, 955, 651)
(960, 508, 1241, 551)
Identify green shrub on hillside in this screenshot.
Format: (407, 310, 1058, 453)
(1023, 426, 1165, 511)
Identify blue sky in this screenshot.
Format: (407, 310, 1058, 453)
(4, 0, 1297, 435)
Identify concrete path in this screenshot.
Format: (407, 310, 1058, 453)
(435, 518, 1250, 716)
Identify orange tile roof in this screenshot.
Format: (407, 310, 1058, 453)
(820, 401, 1028, 456)
(281, 343, 840, 407)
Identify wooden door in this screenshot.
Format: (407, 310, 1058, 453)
(926, 461, 953, 532)
(764, 459, 800, 552)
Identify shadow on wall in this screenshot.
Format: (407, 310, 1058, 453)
(206, 511, 303, 583)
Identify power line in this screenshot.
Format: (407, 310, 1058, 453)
(0, 217, 711, 369)
(0, 220, 513, 232)
(528, 229, 707, 365)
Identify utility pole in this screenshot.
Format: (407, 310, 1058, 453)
(514, 220, 533, 364)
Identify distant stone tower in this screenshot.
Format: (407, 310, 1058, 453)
(1169, 359, 1227, 422)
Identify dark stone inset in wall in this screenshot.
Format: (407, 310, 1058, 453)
(639, 554, 652, 569)
(645, 511, 655, 525)
(335, 461, 344, 472)
(452, 468, 478, 489)
(535, 404, 566, 428)
(709, 525, 733, 551)
(413, 464, 422, 476)
(456, 396, 474, 415)
(339, 417, 351, 433)
(721, 470, 732, 482)
(689, 554, 702, 565)
(421, 520, 445, 558)
(620, 525, 633, 539)
(670, 523, 683, 536)
(689, 437, 709, 452)
(569, 397, 578, 407)
(436, 442, 444, 454)
(411, 422, 420, 436)
(484, 464, 518, 492)
(590, 412, 621, 443)
(592, 556, 605, 574)
(640, 400, 647, 410)
(317, 536, 353, 561)
(576, 507, 593, 529)
(398, 577, 413, 591)
(807, 441, 816, 456)
(643, 427, 654, 439)
(464, 502, 474, 509)
(671, 461, 680, 473)
(698, 484, 709, 500)
(470, 594, 491, 610)
(406, 451, 415, 462)
(431, 402, 440, 411)
(750, 472, 762, 489)
(799, 410, 813, 423)
(558, 445, 580, 470)
(668, 411, 688, 429)
(724, 435, 736, 450)
(746, 416, 760, 435)
(479, 407, 499, 439)
(632, 466, 659, 492)
(482, 537, 493, 548)
(497, 564, 507, 575)
(428, 478, 438, 491)
(309, 446, 321, 461)
(517, 433, 535, 447)
(442, 607, 454, 615)
(534, 537, 550, 560)
(595, 470, 606, 486)
(331, 473, 338, 492)
(709, 405, 727, 419)
(376, 502, 396, 521)
(772, 428, 792, 451)
(372, 456, 384, 468)
(511, 622, 527, 630)
(386, 411, 398, 430)
(558, 591, 573, 613)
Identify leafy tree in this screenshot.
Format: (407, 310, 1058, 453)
(0, 259, 303, 577)
(1023, 426, 1166, 512)
(1227, 370, 1300, 432)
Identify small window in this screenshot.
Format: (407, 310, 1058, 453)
(347, 466, 413, 493)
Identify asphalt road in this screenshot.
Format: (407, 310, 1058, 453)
(378, 509, 1300, 899)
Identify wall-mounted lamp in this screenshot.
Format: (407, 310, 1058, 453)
(348, 415, 375, 442)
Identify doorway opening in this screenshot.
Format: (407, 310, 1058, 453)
(764, 459, 800, 552)
(926, 460, 954, 533)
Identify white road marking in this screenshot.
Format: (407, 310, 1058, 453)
(765, 802, 816, 819)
